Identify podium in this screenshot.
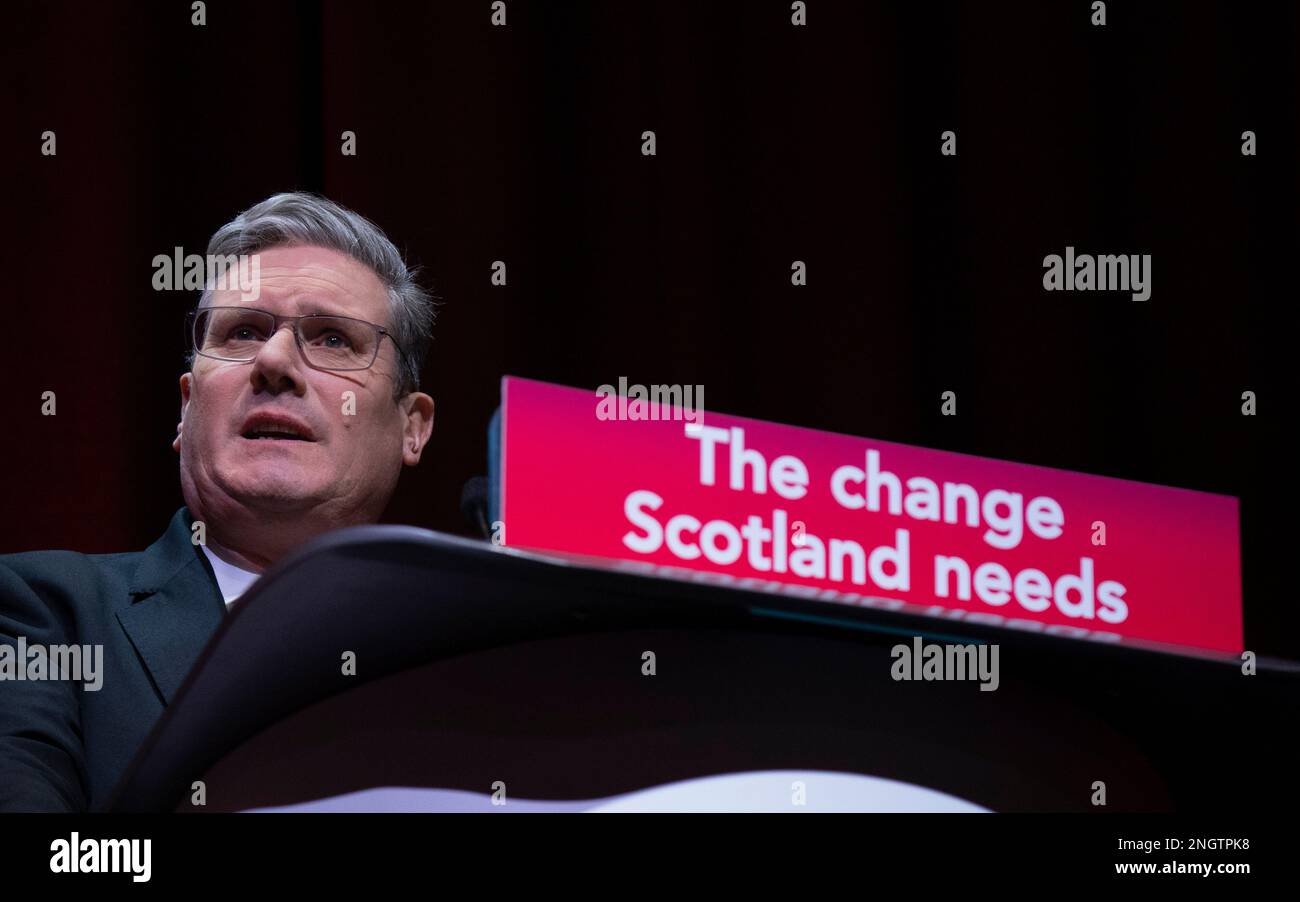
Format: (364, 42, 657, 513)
(107, 525, 1296, 812)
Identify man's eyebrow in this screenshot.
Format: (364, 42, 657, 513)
(297, 301, 352, 318)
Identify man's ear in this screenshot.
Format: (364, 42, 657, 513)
(173, 372, 192, 453)
(400, 392, 435, 466)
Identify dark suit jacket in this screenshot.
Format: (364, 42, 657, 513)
(0, 508, 226, 812)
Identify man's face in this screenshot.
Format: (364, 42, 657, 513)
(174, 244, 433, 527)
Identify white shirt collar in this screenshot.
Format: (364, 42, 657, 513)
(200, 544, 261, 607)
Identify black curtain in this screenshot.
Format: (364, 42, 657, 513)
(2, 1, 1294, 654)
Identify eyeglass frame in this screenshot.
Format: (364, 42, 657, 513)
(186, 305, 411, 375)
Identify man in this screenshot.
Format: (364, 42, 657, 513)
(0, 192, 437, 811)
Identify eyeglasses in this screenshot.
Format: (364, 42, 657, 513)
(189, 306, 406, 373)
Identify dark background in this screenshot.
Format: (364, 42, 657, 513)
(2, 2, 1294, 655)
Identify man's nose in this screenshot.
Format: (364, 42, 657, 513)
(248, 324, 306, 395)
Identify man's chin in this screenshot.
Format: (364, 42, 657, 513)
(217, 479, 330, 515)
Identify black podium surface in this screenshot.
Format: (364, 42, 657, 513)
(107, 526, 1299, 813)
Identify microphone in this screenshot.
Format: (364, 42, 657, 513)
(460, 476, 490, 540)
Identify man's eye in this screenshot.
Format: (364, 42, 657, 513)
(318, 332, 352, 349)
(229, 326, 265, 341)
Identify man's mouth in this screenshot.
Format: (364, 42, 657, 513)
(239, 412, 318, 442)
(242, 429, 311, 441)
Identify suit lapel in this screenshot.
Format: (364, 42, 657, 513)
(117, 508, 226, 705)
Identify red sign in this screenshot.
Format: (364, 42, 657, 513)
(500, 377, 1243, 654)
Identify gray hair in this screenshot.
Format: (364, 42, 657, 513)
(195, 192, 437, 397)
